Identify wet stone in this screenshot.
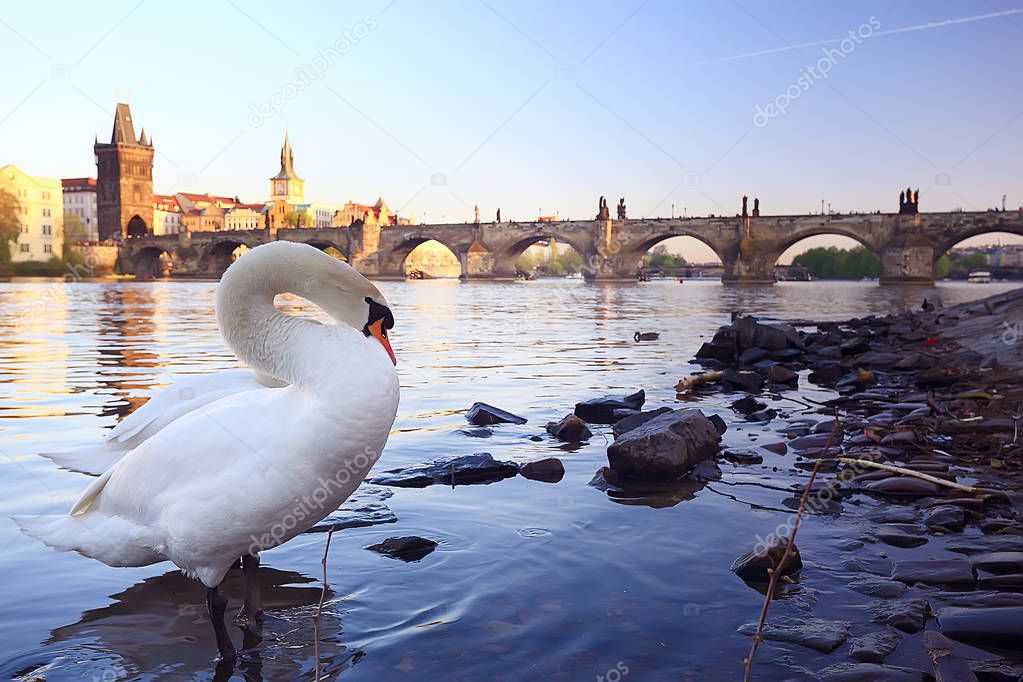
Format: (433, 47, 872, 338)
(892, 560, 976, 586)
(847, 577, 907, 599)
(366, 536, 438, 562)
(931, 591, 1023, 608)
(765, 364, 799, 384)
(721, 368, 764, 393)
(818, 663, 930, 681)
(520, 457, 565, 483)
(731, 538, 802, 583)
(545, 414, 593, 442)
(466, 402, 527, 426)
(761, 441, 788, 455)
(731, 395, 766, 414)
(574, 389, 645, 424)
(877, 527, 929, 549)
(722, 450, 763, 466)
(869, 598, 931, 633)
(970, 552, 1023, 574)
(848, 629, 903, 663)
(866, 477, 943, 496)
(737, 617, 851, 653)
(611, 407, 672, 438)
(978, 574, 1023, 589)
(607, 409, 720, 481)
(937, 606, 1023, 648)
(369, 453, 520, 488)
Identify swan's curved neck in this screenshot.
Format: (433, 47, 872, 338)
(216, 260, 332, 389)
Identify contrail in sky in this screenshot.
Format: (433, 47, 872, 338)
(677, 8, 1023, 67)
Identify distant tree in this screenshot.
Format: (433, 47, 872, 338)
(283, 210, 306, 227)
(0, 189, 21, 263)
(793, 246, 880, 279)
(643, 244, 688, 268)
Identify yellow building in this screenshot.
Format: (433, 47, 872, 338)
(1, 164, 63, 262)
(268, 133, 305, 230)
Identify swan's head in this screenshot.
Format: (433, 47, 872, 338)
(221, 241, 397, 365)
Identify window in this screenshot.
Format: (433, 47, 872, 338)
(19, 243, 30, 253)
(43, 244, 52, 253)
(42, 225, 52, 235)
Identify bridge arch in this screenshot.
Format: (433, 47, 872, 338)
(126, 215, 148, 238)
(491, 232, 593, 277)
(618, 231, 727, 277)
(932, 226, 1023, 262)
(132, 246, 174, 278)
(385, 237, 464, 278)
(304, 240, 348, 261)
(202, 237, 260, 277)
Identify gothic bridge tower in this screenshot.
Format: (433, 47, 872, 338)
(94, 103, 154, 240)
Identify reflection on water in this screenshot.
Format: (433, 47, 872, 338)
(0, 278, 1018, 680)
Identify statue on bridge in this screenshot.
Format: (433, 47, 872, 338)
(496, 208, 501, 223)
(899, 186, 920, 215)
(617, 197, 626, 220)
(474, 204, 480, 225)
(597, 196, 610, 220)
(741, 195, 748, 218)
(752, 197, 760, 217)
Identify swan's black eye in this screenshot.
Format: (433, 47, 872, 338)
(363, 296, 395, 336)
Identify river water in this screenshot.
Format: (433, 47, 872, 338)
(0, 278, 1018, 681)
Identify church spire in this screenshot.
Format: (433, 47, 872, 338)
(271, 131, 302, 181)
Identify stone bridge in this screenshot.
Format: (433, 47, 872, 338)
(117, 210, 1023, 283)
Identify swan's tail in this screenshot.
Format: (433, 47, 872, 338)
(14, 514, 162, 568)
(38, 445, 122, 476)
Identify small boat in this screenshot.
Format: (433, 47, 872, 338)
(634, 331, 660, 342)
(967, 270, 992, 283)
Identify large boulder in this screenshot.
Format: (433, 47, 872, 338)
(574, 389, 645, 424)
(606, 409, 720, 481)
(545, 414, 592, 441)
(734, 315, 803, 352)
(612, 406, 673, 438)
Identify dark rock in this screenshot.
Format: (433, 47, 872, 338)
(937, 606, 1023, 648)
(916, 367, 967, 389)
(818, 663, 930, 681)
(606, 409, 720, 481)
(870, 598, 930, 633)
(574, 390, 645, 424)
(734, 315, 803, 352)
(610, 407, 641, 422)
(611, 407, 672, 438)
(922, 631, 979, 682)
(764, 364, 798, 383)
(978, 573, 1023, 589)
(789, 433, 840, 450)
(866, 507, 918, 524)
(948, 536, 1023, 554)
(770, 348, 803, 361)
(760, 441, 788, 455)
(841, 336, 870, 355)
(856, 351, 903, 368)
(866, 477, 943, 496)
(520, 457, 565, 483)
(722, 450, 763, 465)
(587, 463, 714, 509)
(465, 402, 527, 426)
(892, 560, 976, 586)
(307, 498, 397, 534)
(545, 414, 592, 442)
(809, 363, 845, 385)
(366, 536, 437, 562)
(721, 368, 764, 392)
(731, 395, 766, 414)
(849, 629, 903, 663)
(746, 408, 777, 422)
(369, 453, 519, 488)
(737, 617, 850, 653)
(932, 591, 1023, 608)
(971, 552, 1023, 574)
(923, 505, 966, 533)
(848, 577, 907, 599)
(707, 413, 727, 435)
(731, 537, 802, 582)
(460, 427, 493, 438)
(878, 528, 929, 549)
(739, 347, 769, 365)
(695, 341, 734, 363)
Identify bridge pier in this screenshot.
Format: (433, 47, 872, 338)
(879, 235, 936, 284)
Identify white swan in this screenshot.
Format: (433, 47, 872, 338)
(17, 240, 400, 662)
(41, 368, 286, 476)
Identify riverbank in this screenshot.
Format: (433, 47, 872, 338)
(682, 286, 1023, 679)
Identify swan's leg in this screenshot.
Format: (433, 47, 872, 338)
(238, 553, 264, 634)
(205, 584, 236, 662)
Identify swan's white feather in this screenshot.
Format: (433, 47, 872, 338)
(39, 369, 281, 476)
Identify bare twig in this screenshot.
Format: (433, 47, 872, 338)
(313, 526, 335, 681)
(837, 457, 988, 495)
(742, 457, 823, 682)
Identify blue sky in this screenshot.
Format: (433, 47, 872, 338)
(2, 0, 1021, 259)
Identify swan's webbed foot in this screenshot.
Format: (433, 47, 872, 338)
(236, 553, 264, 635)
(206, 584, 237, 663)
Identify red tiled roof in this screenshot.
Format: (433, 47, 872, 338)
(62, 177, 96, 189)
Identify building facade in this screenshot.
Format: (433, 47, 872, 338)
(61, 177, 98, 241)
(95, 103, 154, 240)
(152, 194, 184, 235)
(1, 164, 63, 262)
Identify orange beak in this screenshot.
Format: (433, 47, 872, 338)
(368, 319, 397, 365)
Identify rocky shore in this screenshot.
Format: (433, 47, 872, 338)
(308, 287, 1023, 679)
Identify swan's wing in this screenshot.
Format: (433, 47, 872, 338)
(105, 369, 279, 444)
(40, 368, 285, 476)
